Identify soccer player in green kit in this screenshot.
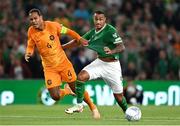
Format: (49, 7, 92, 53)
(63, 10, 128, 117)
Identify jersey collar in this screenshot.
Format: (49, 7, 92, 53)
(95, 23, 107, 34)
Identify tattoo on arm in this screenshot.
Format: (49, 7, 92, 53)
(112, 43, 125, 54)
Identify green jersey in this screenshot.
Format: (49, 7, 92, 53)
(83, 24, 123, 59)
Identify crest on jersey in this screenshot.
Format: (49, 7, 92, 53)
(47, 79, 52, 85)
(49, 35, 55, 41)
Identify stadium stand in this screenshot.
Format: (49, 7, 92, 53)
(0, 0, 179, 80)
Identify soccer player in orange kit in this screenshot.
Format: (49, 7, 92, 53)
(25, 8, 100, 119)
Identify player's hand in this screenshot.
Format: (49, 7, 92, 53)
(104, 47, 112, 54)
(79, 37, 89, 46)
(25, 53, 32, 62)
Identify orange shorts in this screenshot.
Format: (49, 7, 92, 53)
(43, 59, 77, 89)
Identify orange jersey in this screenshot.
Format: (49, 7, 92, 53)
(26, 21, 81, 67)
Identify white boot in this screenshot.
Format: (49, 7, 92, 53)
(65, 104, 83, 114)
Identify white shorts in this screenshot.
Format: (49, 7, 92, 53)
(83, 58, 123, 93)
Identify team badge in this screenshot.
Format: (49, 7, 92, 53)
(68, 76, 72, 80)
(47, 79, 52, 85)
(49, 35, 55, 41)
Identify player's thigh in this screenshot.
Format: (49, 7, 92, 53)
(61, 64, 77, 83)
(83, 59, 102, 80)
(44, 69, 61, 89)
(102, 63, 123, 93)
(103, 75, 123, 94)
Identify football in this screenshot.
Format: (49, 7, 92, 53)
(125, 106, 142, 121)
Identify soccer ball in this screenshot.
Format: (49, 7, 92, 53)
(125, 106, 142, 121)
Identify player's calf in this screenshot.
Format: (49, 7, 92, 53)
(48, 86, 61, 101)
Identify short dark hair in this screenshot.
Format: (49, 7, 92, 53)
(29, 8, 42, 16)
(94, 10, 106, 17)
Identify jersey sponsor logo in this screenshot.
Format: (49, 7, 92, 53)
(49, 35, 55, 41)
(47, 80, 52, 85)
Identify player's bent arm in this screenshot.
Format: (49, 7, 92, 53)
(111, 43, 125, 54)
(104, 43, 125, 55)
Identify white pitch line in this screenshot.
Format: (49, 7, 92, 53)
(0, 115, 89, 119)
(0, 115, 180, 121)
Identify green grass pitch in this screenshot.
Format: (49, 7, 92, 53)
(0, 105, 180, 125)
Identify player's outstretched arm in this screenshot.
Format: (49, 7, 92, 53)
(66, 29, 88, 46)
(62, 37, 89, 49)
(62, 39, 79, 50)
(59, 24, 89, 47)
(78, 37, 89, 46)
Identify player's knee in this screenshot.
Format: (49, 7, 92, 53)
(78, 71, 89, 81)
(77, 74, 84, 81)
(51, 94, 60, 101)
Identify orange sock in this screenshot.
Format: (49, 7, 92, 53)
(83, 91, 96, 111)
(59, 89, 71, 99)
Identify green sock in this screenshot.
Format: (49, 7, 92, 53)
(75, 80, 85, 103)
(119, 96, 128, 113)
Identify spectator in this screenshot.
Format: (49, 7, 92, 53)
(0, 0, 179, 80)
(124, 81, 144, 105)
(0, 64, 7, 78)
(72, 48, 90, 74)
(154, 50, 168, 79)
(73, 1, 90, 20)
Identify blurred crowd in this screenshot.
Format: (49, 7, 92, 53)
(0, 0, 179, 80)
(124, 81, 144, 105)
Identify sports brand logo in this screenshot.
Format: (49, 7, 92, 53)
(112, 33, 118, 38)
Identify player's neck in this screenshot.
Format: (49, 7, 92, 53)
(95, 23, 106, 34)
(37, 21, 45, 31)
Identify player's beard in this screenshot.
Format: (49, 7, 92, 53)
(95, 23, 104, 31)
(33, 24, 39, 29)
